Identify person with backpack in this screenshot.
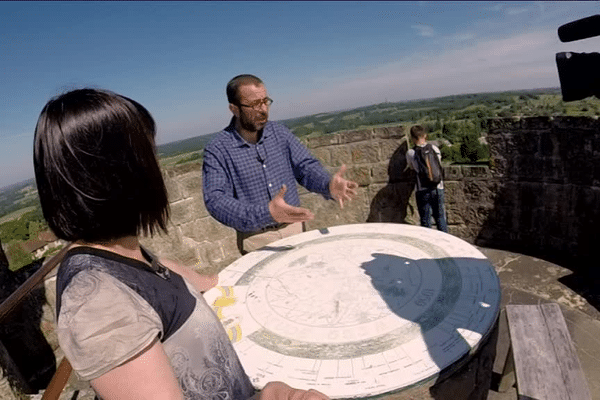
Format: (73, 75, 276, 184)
(405, 125, 448, 233)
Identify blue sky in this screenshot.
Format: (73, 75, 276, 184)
(1, 1, 598, 188)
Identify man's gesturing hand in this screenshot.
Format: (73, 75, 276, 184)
(329, 164, 358, 208)
(268, 185, 315, 224)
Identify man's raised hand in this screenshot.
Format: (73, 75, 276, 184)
(329, 164, 358, 208)
(268, 185, 315, 224)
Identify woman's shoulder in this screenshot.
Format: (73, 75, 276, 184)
(57, 267, 162, 380)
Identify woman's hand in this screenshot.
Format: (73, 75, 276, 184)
(259, 381, 329, 400)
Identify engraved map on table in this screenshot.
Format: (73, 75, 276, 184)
(203, 223, 501, 399)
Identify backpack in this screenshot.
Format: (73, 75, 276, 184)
(413, 143, 443, 188)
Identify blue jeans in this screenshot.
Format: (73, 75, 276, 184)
(415, 188, 448, 232)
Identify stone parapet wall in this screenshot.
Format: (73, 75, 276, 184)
(480, 116, 600, 263)
(143, 117, 600, 273)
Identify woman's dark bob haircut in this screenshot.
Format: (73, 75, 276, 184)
(33, 88, 169, 243)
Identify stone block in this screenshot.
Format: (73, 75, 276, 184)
(486, 134, 507, 158)
(307, 134, 340, 148)
(164, 173, 182, 202)
(444, 165, 462, 181)
(171, 161, 202, 175)
(563, 150, 594, 186)
(464, 205, 494, 227)
(140, 225, 198, 265)
(493, 182, 518, 209)
(444, 181, 466, 204)
(372, 125, 405, 139)
(306, 189, 368, 230)
(461, 165, 490, 178)
(351, 143, 380, 164)
(179, 170, 203, 199)
(372, 162, 390, 184)
(195, 196, 209, 218)
(343, 165, 370, 186)
(540, 157, 565, 183)
(540, 132, 560, 157)
(169, 198, 197, 225)
(519, 182, 545, 210)
(179, 217, 235, 243)
(196, 238, 237, 273)
(521, 116, 553, 131)
(330, 146, 352, 166)
(511, 129, 540, 154)
(380, 139, 405, 161)
(574, 186, 600, 219)
(553, 116, 600, 130)
(445, 204, 465, 225)
(311, 147, 331, 166)
(339, 129, 371, 144)
(488, 118, 522, 134)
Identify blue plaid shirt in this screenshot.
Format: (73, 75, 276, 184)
(202, 119, 332, 232)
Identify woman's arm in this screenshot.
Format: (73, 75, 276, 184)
(90, 337, 183, 400)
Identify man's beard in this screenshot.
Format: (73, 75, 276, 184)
(239, 111, 268, 132)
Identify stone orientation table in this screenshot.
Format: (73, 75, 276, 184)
(203, 223, 501, 398)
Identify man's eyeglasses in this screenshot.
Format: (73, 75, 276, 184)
(238, 97, 273, 111)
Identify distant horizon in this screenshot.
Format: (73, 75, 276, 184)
(2, 1, 598, 188)
(0, 85, 572, 191)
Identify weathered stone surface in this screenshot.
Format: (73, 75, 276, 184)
(371, 162, 390, 184)
(347, 165, 371, 186)
(380, 139, 405, 161)
(307, 134, 340, 148)
(178, 169, 202, 199)
(169, 198, 198, 225)
(163, 173, 182, 203)
(444, 165, 463, 181)
(351, 143, 380, 164)
(373, 125, 405, 139)
(311, 147, 331, 166)
(330, 145, 352, 166)
(339, 129, 371, 144)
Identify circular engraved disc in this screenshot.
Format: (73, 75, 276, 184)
(204, 223, 501, 398)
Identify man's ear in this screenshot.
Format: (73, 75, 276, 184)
(229, 103, 239, 117)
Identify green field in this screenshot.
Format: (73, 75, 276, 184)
(0, 206, 36, 224)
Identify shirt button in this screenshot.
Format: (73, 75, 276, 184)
(268, 183, 272, 187)
(263, 164, 266, 168)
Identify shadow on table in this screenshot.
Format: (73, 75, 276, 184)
(360, 253, 499, 400)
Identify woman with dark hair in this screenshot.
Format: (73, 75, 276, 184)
(34, 88, 328, 400)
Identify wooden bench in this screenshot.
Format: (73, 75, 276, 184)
(499, 303, 591, 400)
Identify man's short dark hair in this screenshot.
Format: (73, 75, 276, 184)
(226, 74, 264, 104)
(33, 88, 169, 242)
(410, 125, 427, 141)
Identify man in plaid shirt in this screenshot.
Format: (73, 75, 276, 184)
(203, 75, 358, 254)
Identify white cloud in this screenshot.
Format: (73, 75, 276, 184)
(506, 7, 529, 16)
(276, 29, 594, 118)
(450, 33, 475, 42)
(412, 24, 435, 37)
